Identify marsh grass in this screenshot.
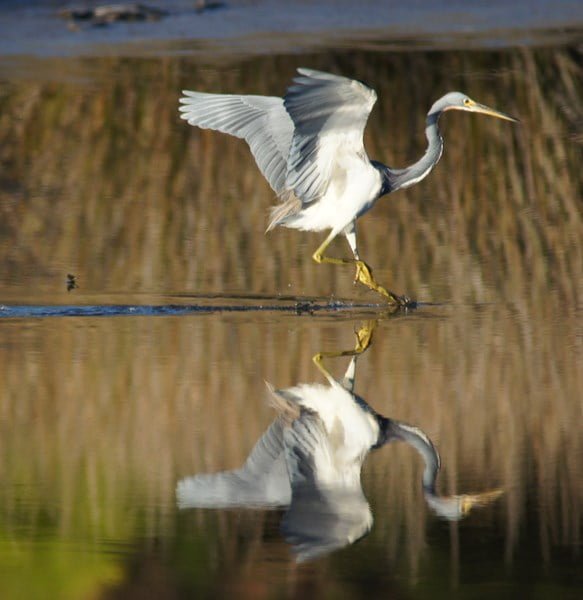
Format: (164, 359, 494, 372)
(0, 48, 580, 303)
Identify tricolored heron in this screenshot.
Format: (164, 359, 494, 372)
(180, 69, 517, 306)
(177, 323, 502, 561)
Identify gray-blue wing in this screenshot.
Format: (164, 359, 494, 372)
(179, 92, 294, 194)
(283, 68, 378, 204)
(282, 485, 373, 562)
(282, 413, 372, 561)
(283, 410, 330, 488)
(176, 420, 291, 508)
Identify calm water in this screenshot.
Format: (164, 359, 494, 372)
(0, 307, 581, 598)
(0, 5, 582, 599)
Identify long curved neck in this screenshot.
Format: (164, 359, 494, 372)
(387, 419, 468, 520)
(384, 420, 440, 493)
(383, 418, 501, 521)
(390, 101, 445, 192)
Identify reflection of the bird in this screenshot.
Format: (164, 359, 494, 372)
(177, 322, 502, 562)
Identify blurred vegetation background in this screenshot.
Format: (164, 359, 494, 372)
(0, 47, 581, 305)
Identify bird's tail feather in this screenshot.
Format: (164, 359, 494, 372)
(265, 382, 304, 425)
(266, 191, 302, 232)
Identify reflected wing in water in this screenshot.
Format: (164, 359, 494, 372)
(176, 332, 503, 561)
(282, 410, 373, 561)
(176, 420, 291, 508)
(283, 484, 372, 562)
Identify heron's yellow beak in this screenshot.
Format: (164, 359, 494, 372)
(464, 100, 519, 123)
(459, 488, 505, 516)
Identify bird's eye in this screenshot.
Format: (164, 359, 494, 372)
(463, 98, 471, 106)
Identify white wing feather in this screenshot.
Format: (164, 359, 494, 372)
(179, 92, 294, 194)
(283, 68, 377, 204)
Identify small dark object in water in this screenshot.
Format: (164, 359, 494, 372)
(66, 273, 78, 292)
(58, 3, 168, 26)
(294, 300, 315, 315)
(195, 0, 226, 13)
(59, 7, 93, 20)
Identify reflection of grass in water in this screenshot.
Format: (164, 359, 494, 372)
(0, 537, 124, 600)
(0, 307, 581, 595)
(0, 48, 581, 595)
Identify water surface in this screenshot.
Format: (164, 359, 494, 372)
(0, 304, 581, 598)
(0, 0, 582, 58)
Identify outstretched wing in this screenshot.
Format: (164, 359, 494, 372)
(179, 92, 294, 193)
(176, 420, 290, 508)
(283, 68, 378, 204)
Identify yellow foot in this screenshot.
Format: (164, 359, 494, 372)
(354, 261, 415, 307)
(353, 320, 376, 354)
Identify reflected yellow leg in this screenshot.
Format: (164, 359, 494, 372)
(312, 234, 412, 307)
(312, 320, 376, 381)
(353, 319, 375, 353)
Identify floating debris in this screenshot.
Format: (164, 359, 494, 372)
(58, 2, 226, 28)
(194, 0, 226, 13)
(294, 300, 315, 315)
(58, 3, 169, 27)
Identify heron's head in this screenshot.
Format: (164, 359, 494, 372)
(439, 91, 518, 122)
(425, 488, 504, 521)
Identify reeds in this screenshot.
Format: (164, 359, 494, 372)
(0, 48, 580, 303)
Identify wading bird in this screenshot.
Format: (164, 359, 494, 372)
(177, 323, 502, 561)
(179, 69, 517, 306)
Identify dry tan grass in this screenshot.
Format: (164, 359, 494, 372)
(0, 48, 580, 303)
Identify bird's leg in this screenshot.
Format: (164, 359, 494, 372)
(341, 356, 358, 393)
(352, 319, 375, 353)
(312, 230, 371, 286)
(312, 231, 354, 268)
(344, 226, 413, 307)
(312, 320, 377, 386)
(313, 231, 413, 307)
(352, 262, 414, 307)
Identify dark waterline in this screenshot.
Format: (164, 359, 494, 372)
(0, 300, 385, 318)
